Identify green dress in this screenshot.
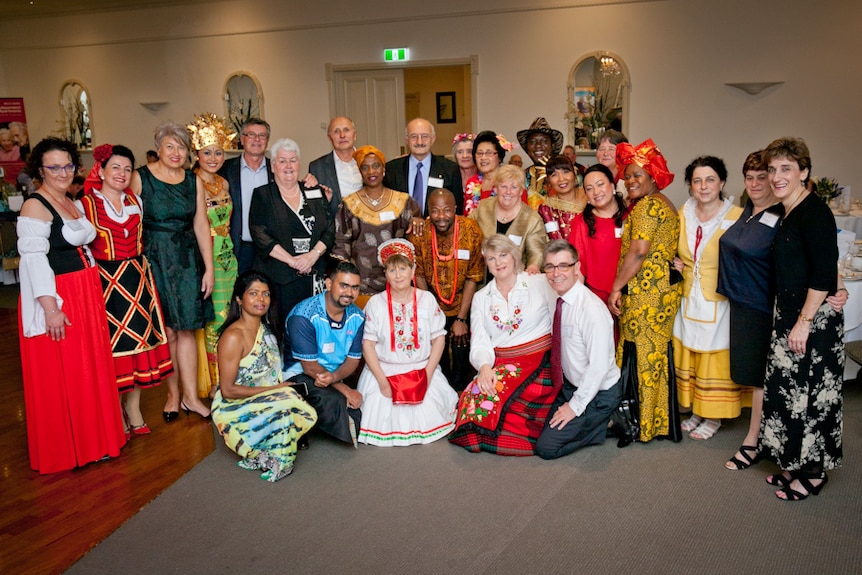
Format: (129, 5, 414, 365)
(211, 325, 317, 478)
(615, 195, 682, 442)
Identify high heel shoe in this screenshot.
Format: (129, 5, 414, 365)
(725, 445, 760, 470)
(766, 471, 795, 487)
(181, 402, 212, 420)
(776, 474, 828, 501)
(163, 410, 179, 423)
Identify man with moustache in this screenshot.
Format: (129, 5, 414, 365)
(516, 117, 564, 209)
(409, 189, 484, 392)
(383, 117, 463, 216)
(283, 261, 366, 447)
(534, 240, 621, 460)
(309, 116, 363, 218)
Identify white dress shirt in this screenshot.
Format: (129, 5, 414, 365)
(333, 151, 362, 198)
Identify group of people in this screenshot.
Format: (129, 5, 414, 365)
(17, 112, 844, 499)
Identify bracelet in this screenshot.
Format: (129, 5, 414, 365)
(314, 248, 323, 256)
(799, 313, 813, 323)
(47, 309, 59, 314)
(454, 317, 468, 324)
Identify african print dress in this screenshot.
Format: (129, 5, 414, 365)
(80, 191, 173, 392)
(211, 324, 317, 474)
(615, 195, 682, 442)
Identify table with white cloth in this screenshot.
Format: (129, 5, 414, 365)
(833, 209, 862, 238)
(842, 276, 862, 379)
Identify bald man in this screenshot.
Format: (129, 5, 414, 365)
(309, 116, 363, 217)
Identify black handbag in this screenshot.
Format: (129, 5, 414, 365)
(611, 340, 640, 447)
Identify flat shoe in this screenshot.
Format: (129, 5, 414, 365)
(725, 445, 760, 470)
(689, 419, 721, 440)
(680, 415, 703, 432)
(130, 423, 151, 435)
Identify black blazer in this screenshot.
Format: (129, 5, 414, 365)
(218, 155, 274, 258)
(308, 152, 342, 219)
(383, 154, 463, 215)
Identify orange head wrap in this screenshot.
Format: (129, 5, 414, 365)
(615, 138, 675, 191)
(353, 145, 386, 167)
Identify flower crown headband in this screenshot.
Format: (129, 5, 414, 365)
(452, 133, 474, 146)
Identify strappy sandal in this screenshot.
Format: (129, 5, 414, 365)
(725, 445, 760, 470)
(689, 418, 721, 440)
(776, 474, 828, 501)
(680, 415, 703, 432)
(765, 471, 795, 487)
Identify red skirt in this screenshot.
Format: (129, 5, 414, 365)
(19, 266, 127, 474)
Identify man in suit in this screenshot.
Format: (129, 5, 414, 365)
(308, 116, 362, 218)
(383, 117, 463, 216)
(218, 117, 274, 275)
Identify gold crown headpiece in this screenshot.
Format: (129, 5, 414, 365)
(187, 113, 237, 151)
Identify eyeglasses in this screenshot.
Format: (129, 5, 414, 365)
(543, 262, 576, 273)
(475, 150, 498, 158)
(43, 164, 76, 175)
(242, 132, 268, 140)
(408, 134, 431, 142)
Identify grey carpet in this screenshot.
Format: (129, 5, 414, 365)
(68, 384, 862, 575)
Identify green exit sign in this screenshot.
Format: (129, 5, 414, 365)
(384, 48, 409, 62)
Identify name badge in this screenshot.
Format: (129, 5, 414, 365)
(544, 221, 560, 233)
(458, 249, 471, 260)
(127, 205, 141, 215)
(428, 176, 444, 189)
(379, 211, 395, 222)
(66, 218, 84, 231)
(615, 227, 624, 238)
(305, 187, 323, 199)
(508, 234, 523, 246)
(292, 238, 311, 254)
(720, 219, 735, 230)
(322, 342, 335, 353)
(759, 212, 779, 228)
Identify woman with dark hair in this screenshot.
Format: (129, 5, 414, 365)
(18, 137, 126, 473)
(212, 271, 317, 482)
(79, 144, 174, 438)
(462, 130, 517, 215)
(568, 163, 627, 306)
(130, 121, 214, 422)
(537, 155, 588, 241)
(759, 137, 843, 501)
(608, 139, 682, 443)
(672, 156, 745, 441)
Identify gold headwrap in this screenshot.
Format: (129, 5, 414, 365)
(353, 145, 386, 167)
(187, 113, 237, 151)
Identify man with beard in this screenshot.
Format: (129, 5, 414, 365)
(409, 189, 484, 391)
(516, 117, 564, 209)
(309, 116, 363, 218)
(383, 117, 463, 216)
(283, 261, 366, 447)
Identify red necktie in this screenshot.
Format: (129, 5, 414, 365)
(551, 297, 564, 388)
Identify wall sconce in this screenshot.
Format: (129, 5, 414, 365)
(725, 82, 784, 95)
(139, 102, 168, 111)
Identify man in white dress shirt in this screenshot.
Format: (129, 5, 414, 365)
(308, 116, 363, 218)
(535, 240, 621, 460)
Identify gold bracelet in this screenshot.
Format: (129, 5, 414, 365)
(799, 313, 813, 323)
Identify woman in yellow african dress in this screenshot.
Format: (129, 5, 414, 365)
(608, 139, 682, 443)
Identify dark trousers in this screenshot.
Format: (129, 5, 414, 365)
(535, 380, 622, 460)
(237, 241, 256, 276)
(289, 373, 361, 445)
(440, 315, 474, 393)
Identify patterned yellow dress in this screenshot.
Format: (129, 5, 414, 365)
(615, 195, 682, 442)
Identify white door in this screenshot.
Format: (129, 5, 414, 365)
(333, 68, 405, 162)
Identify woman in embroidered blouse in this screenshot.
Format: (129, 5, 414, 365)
(672, 156, 745, 441)
(448, 234, 558, 456)
(79, 144, 173, 438)
(538, 155, 588, 241)
(249, 138, 334, 338)
(18, 137, 126, 473)
(452, 133, 477, 198)
(332, 145, 422, 307)
(357, 239, 457, 446)
(212, 271, 317, 482)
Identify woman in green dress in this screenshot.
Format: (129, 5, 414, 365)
(213, 271, 317, 482)
(188, 114, 238, 397)
(608, 139, 682, 443)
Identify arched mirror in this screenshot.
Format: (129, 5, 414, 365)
(566, 51, 630, 150)
(224, 72, 263, 148)
(60, 81, 92, 150)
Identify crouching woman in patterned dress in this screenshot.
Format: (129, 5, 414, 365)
(212, 271, 317, 482)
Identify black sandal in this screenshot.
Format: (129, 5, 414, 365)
(725, 445, 760, 470)
(765, 471, 795, 487)
(776, 474, 828, 501)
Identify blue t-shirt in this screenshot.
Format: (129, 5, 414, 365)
(283, 292, 365, 377)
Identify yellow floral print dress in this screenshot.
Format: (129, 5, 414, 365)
(615, 195, 681, 442)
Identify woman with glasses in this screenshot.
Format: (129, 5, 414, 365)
(449, 234, 559, 456)
(463, 131, 520, 215)
(17, 138, 126, 473)
(130, 121, 215, 422)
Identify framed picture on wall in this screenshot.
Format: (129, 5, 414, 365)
(436, 92, 456, 124)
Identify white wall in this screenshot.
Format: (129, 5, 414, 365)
(1, 0, 859, 205)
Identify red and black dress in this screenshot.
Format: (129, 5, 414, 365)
(80, 192, 173, 392)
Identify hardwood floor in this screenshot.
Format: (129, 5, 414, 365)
(0, 307, 214, 575)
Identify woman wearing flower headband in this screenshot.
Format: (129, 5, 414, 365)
(356, 239, 457, 446)
(462, 131, 519, 215)
(80, 144, 174, 438)
(608, 138, 682, 444)
(187, 114, 238, 397)
(452, 133, 477, 197)
(333, 145, 422, 307)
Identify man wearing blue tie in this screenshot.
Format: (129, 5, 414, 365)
(383, 117, 463, 216)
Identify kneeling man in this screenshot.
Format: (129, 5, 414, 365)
(535, 240, 621, 460)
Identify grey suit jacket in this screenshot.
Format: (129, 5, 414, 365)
(308, 152, 342, 218)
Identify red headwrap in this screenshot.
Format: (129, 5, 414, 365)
(615, 138, 675, 191)
(83, 144, 114, 196)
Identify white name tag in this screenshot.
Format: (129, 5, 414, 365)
(127, 205, 141, 215)
(292, 238, 310, 254)
(615, 227, 624, 238)
(322, 342, 335, 353)
(544, 221, 559, 233)
(305, 187, 323, 199)
(428, 176, 444, 189)
(379, 211, 395, 222)
(66, 218, 84, 231)
(562, 325, 574, 337)
(458, 249, 470, 260)
(508, 234, 523, 246)
(720, 219, 735, 230)
(759, 212, 779, 228)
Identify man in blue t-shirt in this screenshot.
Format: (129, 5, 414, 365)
(284, 262, 365, 446)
